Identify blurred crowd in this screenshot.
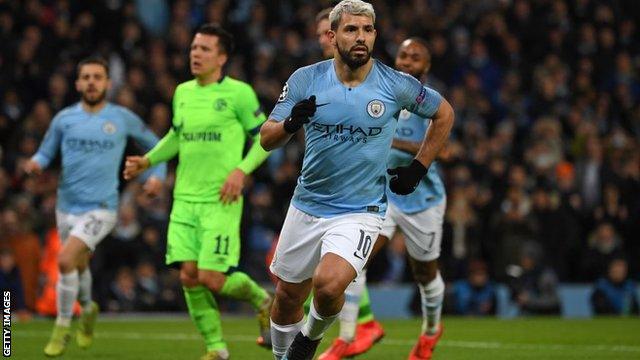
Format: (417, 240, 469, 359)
(0, 0, 638, 316)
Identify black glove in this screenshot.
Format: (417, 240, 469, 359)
(283, 95, 316, 133)
(387, 159, 428, 195)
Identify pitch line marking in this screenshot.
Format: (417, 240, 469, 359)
(15, 331, 640, 353)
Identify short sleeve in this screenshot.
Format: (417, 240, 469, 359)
(395, 71, 442, 119)
(269, 68, 308, 122)
(235, 84, 266, 136)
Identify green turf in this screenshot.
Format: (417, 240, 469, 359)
(11, 316, 640, 359)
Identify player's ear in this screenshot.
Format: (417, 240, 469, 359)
(328, 30, 336, 46)
(218, 53, 228, 68)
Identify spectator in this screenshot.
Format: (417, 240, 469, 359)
(508, 242, 561, 315)
(135, 260, 161, 311)
(591, 259, 639, 315)
(0, 207, 41, 311)
(106, 267, 138, 312)
(582, 222, 625, 281)
(449, 259, 497, 316)
(0, 249, 30, 321)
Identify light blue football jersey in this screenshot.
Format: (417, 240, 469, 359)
(270, 59, 442, 217)
(387, 108, 446, 213)
(32, 102, 166, 214)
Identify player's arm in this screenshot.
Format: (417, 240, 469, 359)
(219, 85, 271, 204)
(123, 128, 178, 180)
(388, 75, 454, 194)
(391, 138, 421, 155)
(236, 85, 271, 175)
(393, 119, 450, 158)
(413, 99, 454, 167)
(260, 70, 315, 151)
(122, 110, 169, 197)
(25, 115, 63, 175)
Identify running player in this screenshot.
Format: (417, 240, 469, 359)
(25, 56, 166, 357)
(260, 1, 454, 359)
(320, 37, 447, 360)
(123, 24, 272, 360)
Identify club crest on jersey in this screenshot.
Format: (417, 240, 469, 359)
(278, 83, 289, 102)
(214, 98, 227, 111)
(367, 100, 385, 118)
(102, 121, 116, 134)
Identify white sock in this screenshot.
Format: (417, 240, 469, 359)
(56, 270, 79, 327)
(301, 301, 339, 341)
(78, 269, 93, 311)
(418, 272, 444, 335)
(339, 270, 367, 342)
(271, 317, 304, 360)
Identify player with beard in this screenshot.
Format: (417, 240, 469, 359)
(320, 38, 448, 360)
(260, 1, 455, 359)
(261, 6, 386, 351)
(24, 57, 166, 357)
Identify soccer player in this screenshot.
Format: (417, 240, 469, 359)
(320, 38, 447, 360)
(24, 57, 166, 357)
(260, 1, 455, 359)
(316, 8, 334, 59)
(123, 24, 272, 360)
(318, 6, 386, 358)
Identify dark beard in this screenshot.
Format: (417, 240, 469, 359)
(337, 44, 371, 70)
(82, 90, 107, 106)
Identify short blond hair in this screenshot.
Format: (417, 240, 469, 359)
(329, 0, 375, 31)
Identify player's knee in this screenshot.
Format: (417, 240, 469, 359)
(313, 276, 344, 303)
(414, 261, 438, 284)
(274, 284, 305, 310)
(198, 272, 225, 293)
(57, 253, 76, 273)
(179, 269, 199, 287)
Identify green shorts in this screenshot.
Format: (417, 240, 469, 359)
(166, 199, 242, 272)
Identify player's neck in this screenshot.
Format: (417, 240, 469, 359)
(196, 69, 223, 86)
(81, 100, 107, 113)
(334, 58, 374, 88)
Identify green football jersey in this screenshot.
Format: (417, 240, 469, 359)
(147, 77, 265, 202)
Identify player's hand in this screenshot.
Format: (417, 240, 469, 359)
(23, 159, 42, 176)
(387, 159, 428, 195)
(123, 156, 150, 180)
(220, 168, 246, 204)
(143, 176, 163, 198)
(283, 95, 316, 133)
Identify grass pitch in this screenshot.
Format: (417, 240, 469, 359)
(12, 316, 640, 359)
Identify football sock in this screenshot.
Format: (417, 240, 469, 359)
(219, 271, 269, 309)
(183, 286, 226, 352)
(77, 269, 93, 311)
(418, 272, 444, 335)
(301, 301, 339, 341)
(271, 317, 304, 359)
(56, 270, 79, 327)
(339, 271, 366, 342)
(357, 285, 374, 324)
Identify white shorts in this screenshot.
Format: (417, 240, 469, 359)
(379, 201, 446, 262)
(55, 209, 117, 251)
(270, 205, 383, 283)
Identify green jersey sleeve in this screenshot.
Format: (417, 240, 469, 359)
(235, 84, 266, 135)
(146, 128, 179, 166)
